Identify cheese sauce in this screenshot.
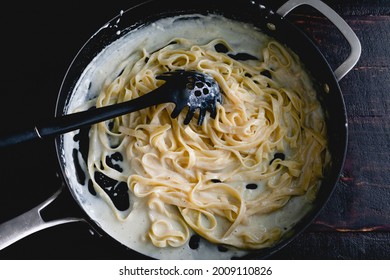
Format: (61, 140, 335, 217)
(62, 14, 321, 259)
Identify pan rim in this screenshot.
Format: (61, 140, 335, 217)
(54, 0, 348, 260)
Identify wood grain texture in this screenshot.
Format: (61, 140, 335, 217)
(272, 1, 390, 259)
(286, 7, 390, 232)
(271, 231, 390, 259)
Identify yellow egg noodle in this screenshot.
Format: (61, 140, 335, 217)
(86, 37, 330, 250)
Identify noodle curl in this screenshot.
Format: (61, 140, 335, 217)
(87, 38, 330, 249)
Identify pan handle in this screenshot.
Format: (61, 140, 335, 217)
(0, 187, 84, 250)
(276, 0, 361, 81)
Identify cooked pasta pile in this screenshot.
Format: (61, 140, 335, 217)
(87, 38, 330, 249)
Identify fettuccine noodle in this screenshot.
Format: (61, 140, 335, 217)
(87, 38, 330, 250)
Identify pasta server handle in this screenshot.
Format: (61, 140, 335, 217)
(0, 70, 221, 148)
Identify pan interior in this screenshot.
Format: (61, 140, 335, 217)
(58, 8, 337, 259)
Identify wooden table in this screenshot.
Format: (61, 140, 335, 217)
(269, 0, 390, 259)
(0, 0, 388, 259)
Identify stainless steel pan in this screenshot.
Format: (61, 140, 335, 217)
(0, 0, 361, 259)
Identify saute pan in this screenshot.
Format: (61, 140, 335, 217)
(0, 0, 361, 259)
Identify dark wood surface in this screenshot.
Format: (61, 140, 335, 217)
(267, 0, 390, 259)
(0, 0, 388, 259)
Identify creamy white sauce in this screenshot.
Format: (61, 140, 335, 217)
(63, 14, 313, 259)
